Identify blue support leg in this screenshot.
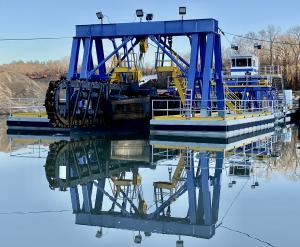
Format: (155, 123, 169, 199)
(187, 167, 197, 224)
(80, 38, 93, 80)
(212, 151, 224, 224)
(200, 33, 215, 117)
(186, 34, 200, 99)
(94, 179, 106, 211)
(184, 34, 200, 117)
(67, 38, 81, 80)
(95, 38, 107, 78)
(70, 186, 80, 212)
(199, 34, 206, 80)
(200, 152, 212, 225)
(214, 34, 225, 117)
(82, 182, 93, 213)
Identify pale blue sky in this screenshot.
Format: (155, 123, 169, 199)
(0, 0, 299, 64)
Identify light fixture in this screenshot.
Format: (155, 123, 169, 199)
(231, 44, 239, 51)
(95, 228, 103, 238)
(96, 12, 104, 24)
(136, 9, 144, 22)
(134, 233, 142, 244)
(179, 7, 186, 15)
(254, 43, 262, 49)
(146, 13, 153, 21)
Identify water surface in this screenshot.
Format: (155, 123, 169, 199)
(0, 119, 299, 247)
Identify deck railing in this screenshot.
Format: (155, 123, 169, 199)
(8, 98, 45, 117)
(259, 66, 282, 76)
(152, 99, 285, 118)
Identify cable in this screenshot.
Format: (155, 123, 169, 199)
(0, 209, 72, 215)
(216, 178, 249, 228)
(220, 225, 277, 247)
(0, 36, 72, 42)
(219, 28, 300, 46)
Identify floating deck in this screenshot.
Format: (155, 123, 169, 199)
(150, 112, 275, 138)
(7, 116, 70, 135)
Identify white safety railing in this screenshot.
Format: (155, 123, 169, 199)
(152, 99, 283, 118)
(259, 65, 282, 76)
(9, 98, 45, 117)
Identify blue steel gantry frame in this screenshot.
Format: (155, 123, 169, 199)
(67, 19, 225, 117)
(69, 151, 223, 239)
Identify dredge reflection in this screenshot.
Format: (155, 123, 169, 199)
(44, 128, 290, 244)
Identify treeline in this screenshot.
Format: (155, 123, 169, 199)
(1, 25, 299, 90)
(223, 25, 300, 90)
(0, 57, 156, 80)
(0, 57, 69, 81)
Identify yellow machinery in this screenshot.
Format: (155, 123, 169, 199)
(153, 155, 185, 190)
(224, 86, 241, 114)
(110, 53, 143, 83)
(155, 52, 187, 104)
(110, 38, 148, 84)
(112, 172, 147, 214)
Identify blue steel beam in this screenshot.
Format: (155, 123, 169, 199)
(67, 38, 81, 80)
(93, 181, 131, 216)
(214, 34, 225, 116)
(186, 34, 200, 100)
(88, 36, 133, 79)
(187, 168, 197, 224)
(157, 37, 190, 68)
(82, 182, 93, 213)
(94, 179, 106, 211)
(212, 151, 223, 224)
(80, 38, 93, 79)
(150, 36, 187, 74)
(70, 186, 80, 212)
(200, 33, 215, 117)
(75, 213, 215, 239)
(76, 19, 219, 38)
(95, 39, 106, 78)
(148, 183, 187, 219)
(108, 39, 139, 75)
(199, 152, 212, 225)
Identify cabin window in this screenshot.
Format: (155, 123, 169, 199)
(236, 58, 247, 67)
(247, 58, 252, 66)
(253, 60, 256, 66)
(231, 59, 236, 67)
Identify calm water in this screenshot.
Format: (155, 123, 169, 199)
(0, 118, 299, 247)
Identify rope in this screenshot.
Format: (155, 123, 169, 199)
(220, 225, 277, 247)
(0, 209, 72, 215)
(216, 178, 249, 227)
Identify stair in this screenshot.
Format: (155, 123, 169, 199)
(225, 86, 241, 114)
(184, 89, 193, 117)
(172, 67, 186, 105)
(153, 156, 185, 190)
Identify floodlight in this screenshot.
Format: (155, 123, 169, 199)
(179, 7, 186, 15)
(136, 9, 144, 18)
(254, 43, 262, 49)
(95, 228, 103, 238)
(134, 233, 142, 244)
(146, 13, 153, 21)
(176, 240, 184, 247)
(231, 44, 239, 50)
(96, 12, 104, 24)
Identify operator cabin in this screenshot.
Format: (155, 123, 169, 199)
(230, 54, 259, 76)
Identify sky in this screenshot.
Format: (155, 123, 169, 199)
(0, 0, 299, 64)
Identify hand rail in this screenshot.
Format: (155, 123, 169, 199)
(8, 98, 45, 117)
(152, 98, 286, 118)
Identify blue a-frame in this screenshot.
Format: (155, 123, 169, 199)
(67, 19, 225, 117)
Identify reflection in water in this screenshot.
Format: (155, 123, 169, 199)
(43, 127, 298, 245)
